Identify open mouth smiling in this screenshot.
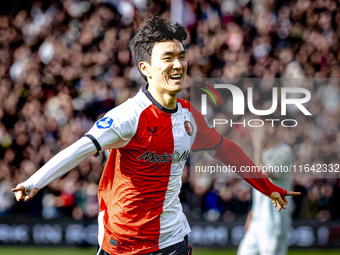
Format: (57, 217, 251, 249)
(169, 74, 182, 81)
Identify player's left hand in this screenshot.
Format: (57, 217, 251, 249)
(270, 191, 301, 212)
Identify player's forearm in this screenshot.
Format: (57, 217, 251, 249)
(213, 137, 287, 197)
(21, 137, 96, 193)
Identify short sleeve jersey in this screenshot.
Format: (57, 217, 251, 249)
(86, 85, 222, 255)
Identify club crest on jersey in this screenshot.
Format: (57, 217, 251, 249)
(137, 150, 190, 163)
(184, 120, 193, 136)
(96, 117, 113, 129)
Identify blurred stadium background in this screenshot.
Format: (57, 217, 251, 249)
(0, 0, 340, 254)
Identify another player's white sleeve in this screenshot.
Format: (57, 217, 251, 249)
(20, 137, 96, 193)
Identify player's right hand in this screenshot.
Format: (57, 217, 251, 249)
(271, 191, 301, 212)
(12, 185, 39, 202)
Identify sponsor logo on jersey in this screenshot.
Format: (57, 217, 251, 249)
(137, 150, 190, 163)
(96, 117, 113, 129)
(184, 121, 193, 136)
(147, 126, 158, 136)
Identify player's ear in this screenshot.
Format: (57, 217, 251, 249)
(139, 61, 152, 79)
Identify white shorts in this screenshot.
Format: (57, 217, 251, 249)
(237, 225, 288, 255)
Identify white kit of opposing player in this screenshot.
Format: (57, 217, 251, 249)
(238, 142, 294, 255)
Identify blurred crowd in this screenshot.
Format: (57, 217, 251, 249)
(0, 0, 340, 223)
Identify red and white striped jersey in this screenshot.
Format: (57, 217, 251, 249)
(86, 85, 222, 254)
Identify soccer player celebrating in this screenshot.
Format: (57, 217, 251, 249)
(12, 15, 300, 255)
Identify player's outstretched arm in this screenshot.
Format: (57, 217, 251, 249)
(12, 137, 97, 202)
(189, 103, 300, 211)
(211, 137, 300, 212)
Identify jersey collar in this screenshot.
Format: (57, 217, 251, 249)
(142, 85, 178, 114)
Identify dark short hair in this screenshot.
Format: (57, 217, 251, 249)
(129, 14, 187, 81)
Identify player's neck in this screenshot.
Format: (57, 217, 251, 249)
(147, 84, 178, 109)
